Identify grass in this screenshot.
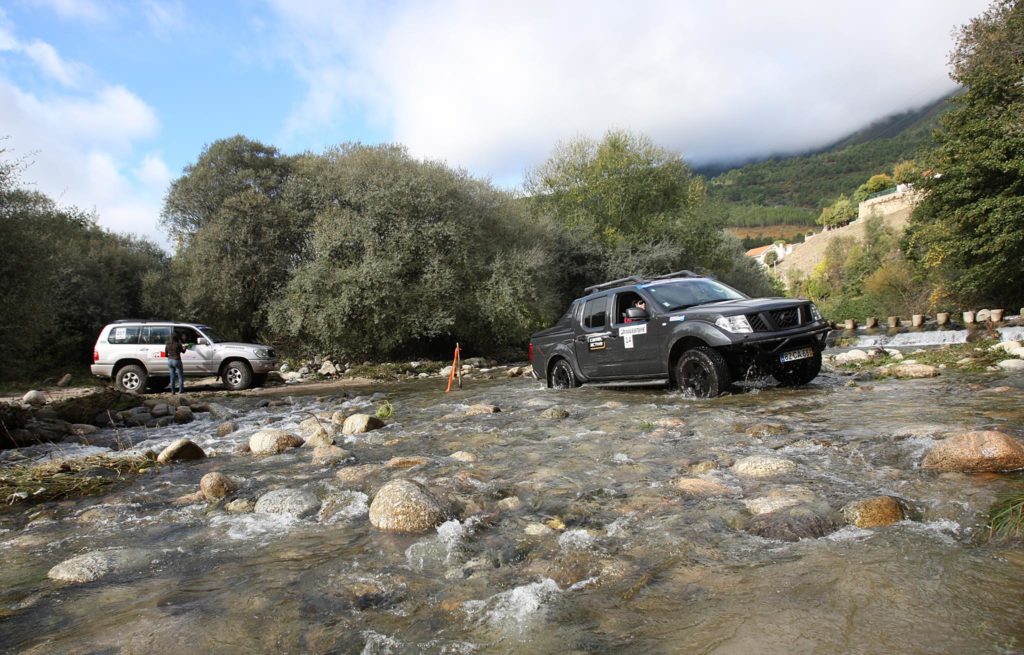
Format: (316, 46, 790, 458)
(344, 361, 445, 380)
(834, 340, 1012, 375)
(988, 492, 1024, 543)
(0, 453, 155, 507)
(375, 400, 394, 420)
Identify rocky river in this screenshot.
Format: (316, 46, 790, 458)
(1, 351, 1023, 654)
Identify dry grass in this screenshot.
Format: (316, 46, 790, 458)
(0, 453, 155, 506)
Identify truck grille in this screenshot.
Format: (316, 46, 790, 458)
(746, 306, 804, 332)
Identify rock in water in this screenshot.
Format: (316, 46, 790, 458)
(157, 438, 206, 464)
(342, 414, 385, 435)
(47, 548, 152, 583)
(200, 472, 238, 501)
(746, 505, 839, 542)
(841, 496, 909, 528)
(921, 430, 1024, 472)
(254, 489, 321, 518)
(368, 479, 446, 533)
(22, 390, 47, 406)
(249, 429, 304, 455)
(732, 455, 797, 478)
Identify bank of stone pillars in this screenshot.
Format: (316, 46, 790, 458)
(840, 308, 1015, 331)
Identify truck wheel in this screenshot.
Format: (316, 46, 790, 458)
(115, 364, 148, 393)
(675, 347, 731, 398)
(222, 360, 253, 391)
(771, 351, 822, 386)
(549, 359, 579, 389)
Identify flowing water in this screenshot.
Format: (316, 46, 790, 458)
(1, 362, 1023, 654)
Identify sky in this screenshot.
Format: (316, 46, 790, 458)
(0, 0, 992, 251)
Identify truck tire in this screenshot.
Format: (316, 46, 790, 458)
(675, 347, 731, 398)
(115, 364, 148, 393)
(222, 360, 253, 391)
(549, 359, 579, 389)
(771, 351, 822, 387)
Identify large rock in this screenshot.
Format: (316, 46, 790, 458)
(342, 414, 385, 435)
(921, 430, 1024, 472)
(465, 404, 501, 416)
(22, 390, 47, 406)
(834, 350, 871, 365)
(157, 438, 206, 464)
(304, 428, 335, 448)
(732, 455, 797, 478)
(200, 472, 238, 501)
(841, 496, 909, 528)
(996, 359, 1024, 370)
(368, 479, 447, 533)
(312, 445, 350, 465)
(173, 406, 194, 424)
(47, 548, 152, 583)
(893, 363, 939, 379)
(673, 477, 736, 497)
(318, 360, 338, 376)
(743, 487, 817, 515)
(249, 429, 304, 455)
(746, 505, 839, 542)
(254, 488, 321, 518)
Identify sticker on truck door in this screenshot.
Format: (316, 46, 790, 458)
(588, 336, 606, 351)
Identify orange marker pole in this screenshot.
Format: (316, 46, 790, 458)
(445, 343, 461, 392)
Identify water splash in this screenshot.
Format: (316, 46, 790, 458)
(464, 578, 562, 632)
(853, 325, 1024, 348)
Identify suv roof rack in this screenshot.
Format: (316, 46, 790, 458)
(583, 276, 644, 296)
(651, 270, 700, 280)
(112, 319, 171, 324)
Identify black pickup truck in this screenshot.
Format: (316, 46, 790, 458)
(529, 271, 830, 397)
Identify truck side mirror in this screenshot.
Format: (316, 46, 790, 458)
(624, 307, 649, 321)
(197, 338, 210, 346)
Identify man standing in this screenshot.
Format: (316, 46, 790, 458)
(165, 333, 187, 394)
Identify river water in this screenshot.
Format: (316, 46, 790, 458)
(1, 363, 1023, 654)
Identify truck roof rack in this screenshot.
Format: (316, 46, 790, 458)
(651, 270, 700, 280)
(112, 319, 171, 324)
(583, 276, 644, 296)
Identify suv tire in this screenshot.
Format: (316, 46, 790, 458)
(115, 364, 149, 393)
(549, 359, 579, 389)
(222, 360, 253, 391)
(771, 351, 822, 387)
(675, 347, 731, 398)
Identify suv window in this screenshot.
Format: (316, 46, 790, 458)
(140, 326, 173, 345)
(582, 297, 607, 329)
(107, 326, 140, 344)
(175, 326, 202, 345)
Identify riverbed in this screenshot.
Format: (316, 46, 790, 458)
(1, 364, 1023, 654)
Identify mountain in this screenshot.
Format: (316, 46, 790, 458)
(700, 93, 952, 213)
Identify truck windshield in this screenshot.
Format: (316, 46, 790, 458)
(643, 279, 746, 311)
(196, 326, 229, 343)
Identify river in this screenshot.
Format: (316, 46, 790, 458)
(1, 362, 1023, 654)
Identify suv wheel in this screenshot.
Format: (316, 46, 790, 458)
(222, 360, 253, 391)
(549, 359, 579, 389)
(771, 351, 822, 387)
(675, 347, 731, 398)
(115, 364, 148, 393)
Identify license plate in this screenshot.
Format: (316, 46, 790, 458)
(780, 347, 814, 363)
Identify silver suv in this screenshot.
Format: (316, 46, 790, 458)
(91, 320, 278, 392)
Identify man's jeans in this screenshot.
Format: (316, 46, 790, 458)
(168, 358, 185, 393)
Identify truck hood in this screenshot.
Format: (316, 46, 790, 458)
(667, 297, 806, 317)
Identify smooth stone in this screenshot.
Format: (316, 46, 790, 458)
(216, 422, 237, 437)
(386, 456, 430, 469)
(732, 455, 797, 478)
(303, 428, 335, 448)
(744, 423, 789, 437)
(342, 414, 385, 435)
(841, 496, 909, 528)
(173, 406, 194, 424)
(893, 363, 939, 378)
(746, 505, 839, 542)
(200, 472, 238, 501)
(225, 498, 255, 513)
(921, 430, 1024, 472)
(997, 359, 1024, 370)
(311, 445, 350, 465)
(22, 390, 47, 406)
(254, 489, 321, 518)
(157, 438, 206, 464)
(465, 404, 501, 416)
(150, 403, 171, 418)
(541, 406, 571, 420)
(449, 451, 477, 463)
(368, 479, 446, 533)
(47, 548, 152, 583)
(249, 429, 304, 455)
(673, 477, 736, 497)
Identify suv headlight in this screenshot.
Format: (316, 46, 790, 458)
(255, 348, 270, 359)
(809, 303, 823, 321)
(715, 315, 753, 333)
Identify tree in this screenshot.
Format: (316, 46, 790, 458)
(906, 0, 1024, 306)
(162, 136, 298, 340)
(852, 173, 895, 203)
(892, 160, 918, 185)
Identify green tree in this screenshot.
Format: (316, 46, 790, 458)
(852, 173, 895, 203)
(892, 160, 918, 185)
(162, 136, 298, 340)
(906, 0, 1024, 306)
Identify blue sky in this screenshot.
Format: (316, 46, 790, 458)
(0, 0, 991, 250)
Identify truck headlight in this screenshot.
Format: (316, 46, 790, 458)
(809, 303, 823, 321)
(255, 349, 270, 359)
(715, 315, 753, 333)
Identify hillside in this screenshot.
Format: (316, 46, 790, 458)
(700, 93, 951, 215)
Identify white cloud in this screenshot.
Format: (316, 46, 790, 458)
(267, 0, 990, 182)
(143, 0, 186, 36)
(27, 0, 110, 23)
(0, 20, 167, 248)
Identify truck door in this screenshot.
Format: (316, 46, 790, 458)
(176, 326, 217, 374)
(574, 295, 618, 378)
(613, 289, 667, 376)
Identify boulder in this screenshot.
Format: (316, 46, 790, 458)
(841, 496, 909, 528)
(465, 404, 501, 416)
(673, 477, 736, 497)
(47, 548, 152, 583)
(254, 488, 321, 518)
(173, 406, 194, 424)
(157, 438, 206, 464)
(304, 428, 335, 448)
(834, 350, 870, 365)
(732, 455, 797, 478)
(22, 390, 47, 406)
(249, 429, 304, 455)
(368, 479, 447, 533)
(342, 414, 385, 435)
(330, 411, 348, 425)
(216, 422, 237, 437)
(225, 498, 255, 513)
(746, 505, 839, 542)
(298, 416, 326, 434)
(893, 363, 939, 379)
(319, 360, 338, 376)
(541, 406, 570, 420)
(150, 403, 171, 418)
(921, 430, 1024, 472)
(312, 445, 350, 465)
(57, 373, 73, 387)
(200, 472, 238, 501)
(996, 359, 1024, 370)
(743, 487, 817, 515)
